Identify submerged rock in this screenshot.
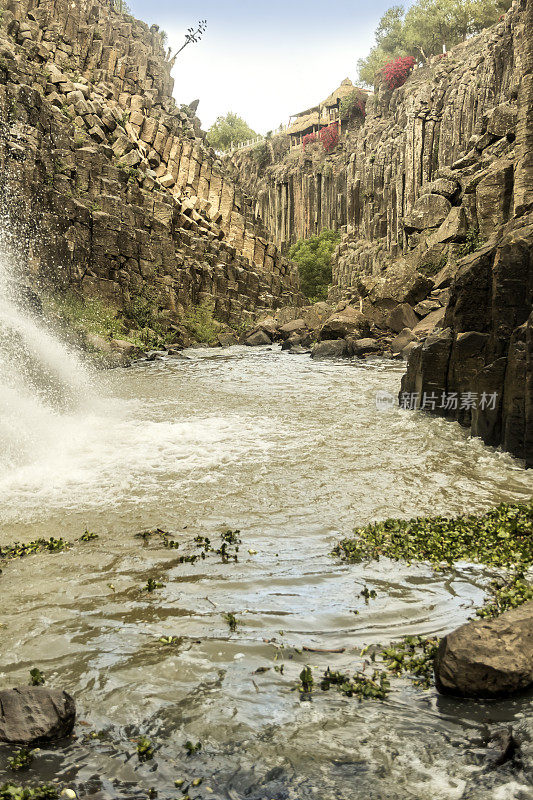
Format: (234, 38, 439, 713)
(434, 602, 533, 698)
(0, 686, 76, 744)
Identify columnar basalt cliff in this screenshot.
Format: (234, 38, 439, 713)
(0, 0, 301, 332)
(230, 0, 532, 465)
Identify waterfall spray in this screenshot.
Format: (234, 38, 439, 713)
(0, 217, 93, 472)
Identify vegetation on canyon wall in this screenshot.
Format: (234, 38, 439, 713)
(289, 229, 341, 301)
(358, 0, 513, 86)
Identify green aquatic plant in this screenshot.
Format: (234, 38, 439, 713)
(158, 636, 180, 646)
(360, 587, 377, 602)
(223, 612, 238, 632)
(29, 668, 45, 686)
(142, 578, 165, 593)
(217, 529, 241, 563)
(79, 530, 99, 542)
(476, 570, 533, 618)
(0, 785, 59, 800)
(333, 502, 533, 570)
(136, 737, 154, 761)
(379, 636, 439, 688)
(0, 538, 71, 563)
(184, 741, 202, 756)
(320, 667, 390, 700)
(7, 750, 34, 771)
(298, 665, 314, 694)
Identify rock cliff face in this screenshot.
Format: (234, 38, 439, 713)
(230, 0, 532, 465)
(0, 0, 301, 330)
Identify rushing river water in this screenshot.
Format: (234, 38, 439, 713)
(0, 341, 532, 800)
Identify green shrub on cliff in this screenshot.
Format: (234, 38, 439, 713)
(289, 229, 340, 301)
(358, 0, 513, 87)
(181, 301, 220, 344)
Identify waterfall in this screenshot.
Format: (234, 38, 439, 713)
(0, 220, 93, 473)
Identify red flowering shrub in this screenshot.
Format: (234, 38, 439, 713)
(381, 56, 416, 90)
(319, 122, 339, 153)
(302, 132, 318, 150)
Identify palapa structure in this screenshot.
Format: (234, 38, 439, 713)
(287, 78, 369, 147)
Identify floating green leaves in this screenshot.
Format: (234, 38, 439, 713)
(29, 668, 45, 686)
(7, 749, 34, 772)
(334, 502, 532, 618)
(136, 737, 154, 761)
(0, 538, 71, 563)
(320, 667, 390, 700)
(184, 741, 202, 756)
(380, 636, 439, 688)
(223, 612, 238, 632)
(298, 665, 314, 694)
(333, 502, 532, 570)
(0, 785, 58, 800)
(142, 578, 165, 593)
(79, 530, 99, 542)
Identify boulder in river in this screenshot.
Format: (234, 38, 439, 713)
(245, 329, 272, 347)
(0, 686, 76, 744)
(311, 339, 348, 359)
(434, 602, 533, 698)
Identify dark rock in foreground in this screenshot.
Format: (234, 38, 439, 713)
(434, 602, 533, 698)
(0, 686, 76, 744)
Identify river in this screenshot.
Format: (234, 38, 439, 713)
(0, 341, 532, 800)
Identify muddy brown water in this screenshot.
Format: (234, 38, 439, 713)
(0, 346, 532, 800)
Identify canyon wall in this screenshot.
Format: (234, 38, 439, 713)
(0, 0, 301, 330)
(230, 0, 532, 465)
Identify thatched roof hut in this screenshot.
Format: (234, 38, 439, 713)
(320, 77, 358, 110)
(287, 111, 321, 136)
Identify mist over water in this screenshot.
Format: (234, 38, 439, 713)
(0, 222, 532, 799)
(0, 221, 94, 473)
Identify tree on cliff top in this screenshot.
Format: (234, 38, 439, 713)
(206, 113, 257, 152)
(358, 0, 513, 87)
(289, 230, 341, 302)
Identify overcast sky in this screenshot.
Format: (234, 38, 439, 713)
(126, 0, 409, 134)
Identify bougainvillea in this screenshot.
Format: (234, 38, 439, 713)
(319, 122, 339, 153)
(381, 56, 416, 90)
(302, 132, 318, 150)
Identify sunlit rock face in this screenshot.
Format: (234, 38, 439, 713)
(0, 0, 303, 332)
(229, 0, 532, 464)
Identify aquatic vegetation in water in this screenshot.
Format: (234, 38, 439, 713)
(158, 636, 181, 646)
(359, 586, 377, 602)
(0, 538, 71, 563)
(142, 578, 165, 593)
(320, 667, 390, 700)
(298, 665, 314, 694)
(333, 502, 532, 570)
(476, 570, 533, 618)
(334, 502, 532, 618)
(79, 530, 99, 542)
(184, 741, 202, 756)
(379, 636, 439, 689)
(136, 736, 154, 761)
(29, 668, 45, 686)
(7, 750, 34, 771)
(223, 612, 239, 632)
(217, 529, 241, 563)
(0, 785, 59, 800)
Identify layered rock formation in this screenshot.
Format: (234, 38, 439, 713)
(0, 0, 301, 331)
(230, 0, 532, 464)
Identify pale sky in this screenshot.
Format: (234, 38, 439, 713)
(126, 0, 410, 134)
